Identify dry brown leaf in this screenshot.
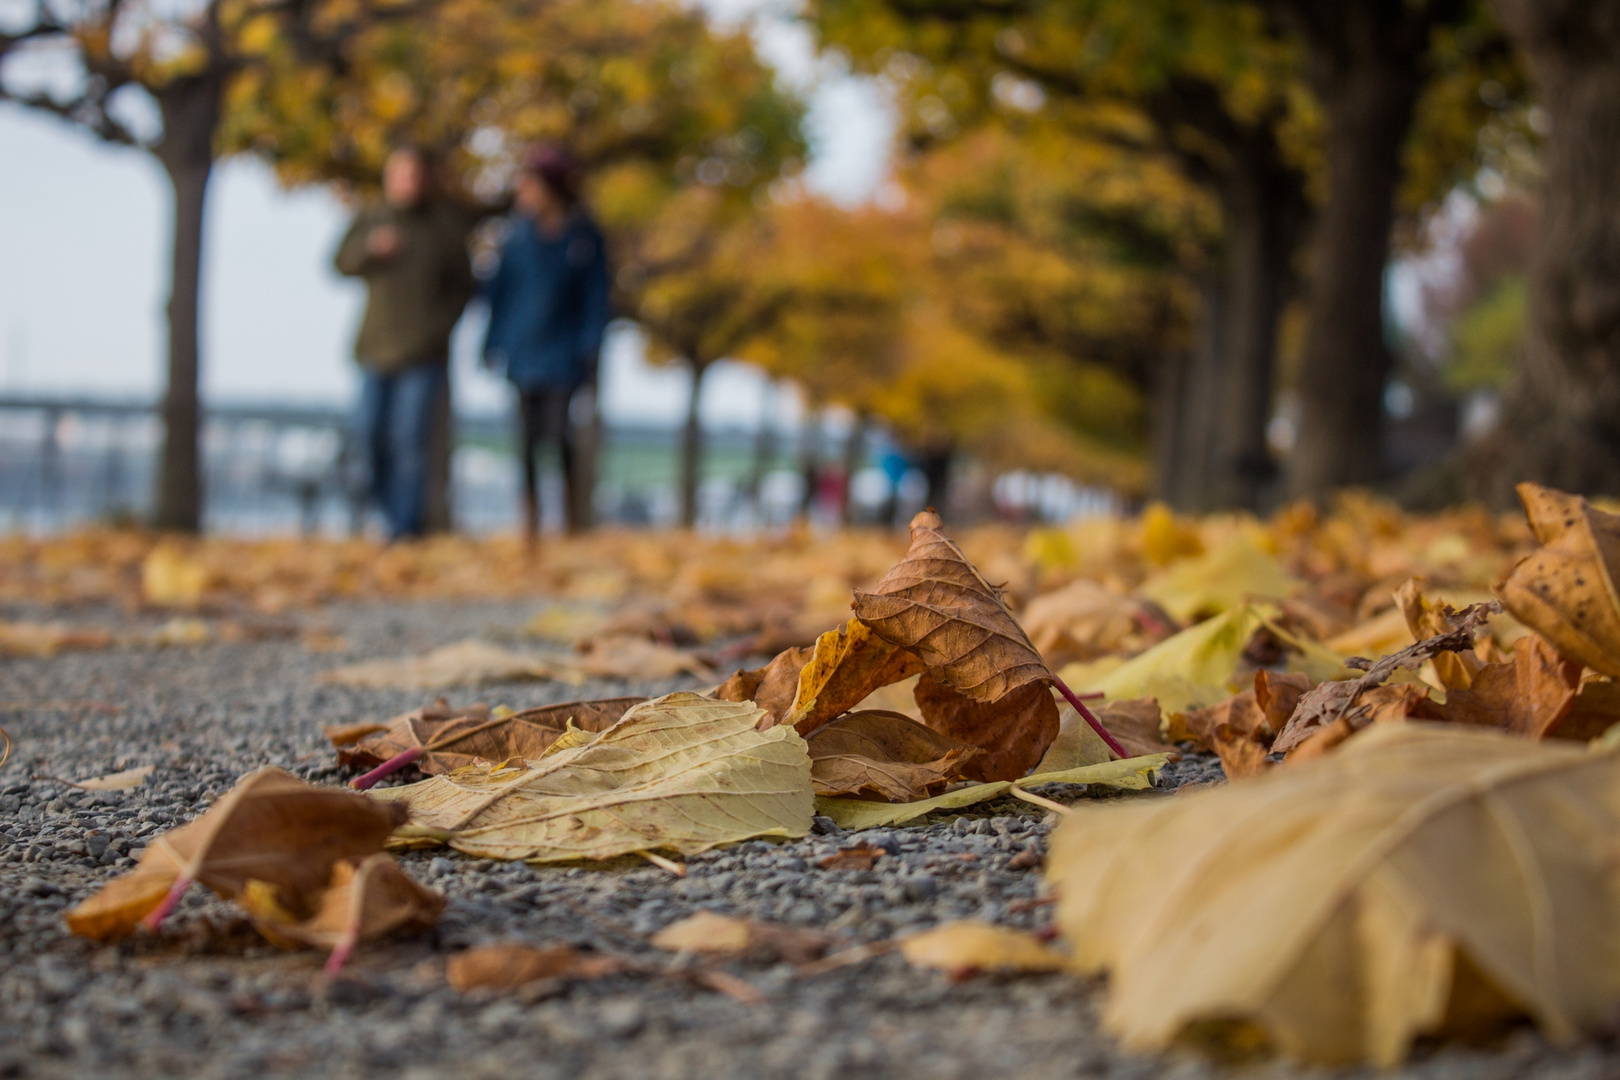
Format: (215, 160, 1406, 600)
(1049, 724, 1620, 1064)
(1093, 698, 1175, 760)
(1497, 483, 1620, 678)
(853, 510, 1050, 703)
(1556, 678, 1620, 741)
(572, 633, 716, 681)
(1396, 579, 1484, 690)
(713, 646, 811, 727)
(780, 618, 926, 734)
(1437, 635, 1581, 737)
(1272, 603, 1498, 755)
(818, 841, 886, 871)
(1020, 579, 1163, 666)
(898, 921, 1066, 976)
(650, 911, 832, 965)
(1211, 722, 1271, 780)
(1174, 670, 1311, 752)
(447, 942, 624, 991)
(65, 768, 405, 942)
(335, 696, 642, 777)
(1031, 695, 1116, 773)
(241, 853, 443, 972)
(912, 674, 1060, 783)
(806, 709, 977, 802)
(1284, 683, 1442, 763)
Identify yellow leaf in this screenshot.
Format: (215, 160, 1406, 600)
(1071, 605, 1266, 716)
(899, 921, 1066, 973)
(814, 754, 1167, 830)
(1048, 724, 1620, 1064)
(1140, 535, 1298, 623)
(141, 544, 209, 608)
(367, 693, 814, 861)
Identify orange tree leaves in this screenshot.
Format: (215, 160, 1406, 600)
(913, 676, 1060, 783)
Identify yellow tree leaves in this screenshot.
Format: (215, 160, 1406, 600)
(1048, 725, 1620, 1065)
(368, 693, 814, 862)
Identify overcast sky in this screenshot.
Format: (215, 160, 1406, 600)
(0, 9, 892, 428)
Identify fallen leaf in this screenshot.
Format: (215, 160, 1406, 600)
(1090, 698, 1174, 760)
(240, 853, 443, 972)
(0, 621, 111, 657)
(852, 510, 1049, 703)
(1140, 535, 1299, 623)
(321, 639, 573, 689)
(1437, 635, 1581, 738)
(368, 693, 814, 862)
(651, 911, 832, 965)
(806, 710, 977, 802)
(1556, 678, 1620, 742)
(1211, 722, 1270, 780)
(1018, 579, 1162, 667)
(913, 675, 1060, 783)
(65, 768, 405, 942)
(447, 942, 623, 991)
(780, 618, 925, 734)
(1497, 483, 1620, 678)
(1284, 683, 1442, 763)
(141, 544, 209, 608)
(1031, 696, 1117, 774)
(72, 765, 155, 791)
(815, 755, 1169, 831)
(818, 841, 886, 870)
(572, 633, 716, 682)
(899, 921, 1066, 975)
(1173, 670, 1311, 751)
(1074, 605, 1267, 717)
(1396, 579, 1483, 690)
(1271, 602, 1498, 755)
(335, 696, 642, 776)
(1048, 724, 1620, 1064)
(713, 645, 811, 726)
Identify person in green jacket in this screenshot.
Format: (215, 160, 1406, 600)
(334, 145, 475, 540)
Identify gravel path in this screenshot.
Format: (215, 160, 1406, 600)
(1, 600, 1615, 1080)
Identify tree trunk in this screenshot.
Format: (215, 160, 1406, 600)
(1154, 279, 1223, 509)
(422, 375, 453, 533)
(1477, 0, 1620, 499)
(679, 360, 708, 528)
(1286, 44, 1423, 499)
(838, 412, 868, 526)
(746, 379, 776, 521)
(151, 77, 222, 532)
(1205, 161, 1301, 510)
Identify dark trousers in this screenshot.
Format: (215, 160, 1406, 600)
(359, 361, 446, 540)
(517, 387, 581, 535)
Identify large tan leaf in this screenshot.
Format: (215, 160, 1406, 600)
(334, 697, 643, 776)
(368, 692, 814, 861)
(1048, 724, 1620, 1064)
(66, 768, 405, 942)
(780, 618, 925, 734)
(1498, 483, 1620, 677)
(852, 510, 1049, 703)
(913, 675, 1060, 782)
(806, 709, 977, 802)
(815, 755, 1168, 831)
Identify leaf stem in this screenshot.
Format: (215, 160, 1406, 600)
(141, 874, 192, 932)
(323, 930, 358, 977)
(1051, 675, 1129, 759)
(350, 747, 424, 790)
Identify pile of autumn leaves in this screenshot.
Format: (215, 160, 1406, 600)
(60, 485, 1620, 1065)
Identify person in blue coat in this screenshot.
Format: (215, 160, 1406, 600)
(482, 145, 611, 541)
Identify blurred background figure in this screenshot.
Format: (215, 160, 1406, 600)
(334, 144, 474, 541)
(482, 145, 612, 545)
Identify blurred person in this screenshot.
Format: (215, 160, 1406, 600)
(481, 145, 611, 543)
(334, 144, 475, 540)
